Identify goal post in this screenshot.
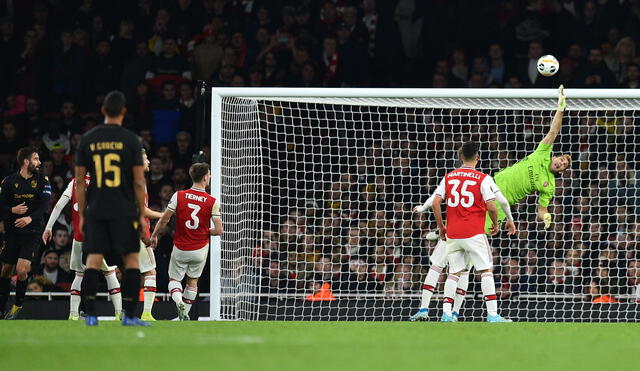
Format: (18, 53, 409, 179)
(210, 87, 640, 322)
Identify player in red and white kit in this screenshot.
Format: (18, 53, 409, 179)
(151, 163, 223, 320)
(431, 142, 514, 322)
(139, 149, 163, 321)
(43, 176, 122, 320)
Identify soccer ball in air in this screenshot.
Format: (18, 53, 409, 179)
(537, 55, 559, 77)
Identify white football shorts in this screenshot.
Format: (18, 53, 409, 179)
(70, 239, 116, 272)
(168, 245, 209, 281)
(446, 233, 492, 273)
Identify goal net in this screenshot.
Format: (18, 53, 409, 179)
(211, 88, 640, 322)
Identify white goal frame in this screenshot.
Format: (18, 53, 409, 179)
(209, 87, 640, 321)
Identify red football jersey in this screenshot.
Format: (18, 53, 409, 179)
(66, 176, 90, 242)
(169, 187, 218, 251)
(435, 166, 496, 239)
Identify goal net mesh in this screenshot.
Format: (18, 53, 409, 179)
(217, 94, 640, 322)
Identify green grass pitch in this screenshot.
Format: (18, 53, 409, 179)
(1, 321, 638, 370)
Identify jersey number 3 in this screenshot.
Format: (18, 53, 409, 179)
(186, 203, 201, 229)
(447, 179, 476, 208)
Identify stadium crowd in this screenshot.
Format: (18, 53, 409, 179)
(0, 0, 638, 302)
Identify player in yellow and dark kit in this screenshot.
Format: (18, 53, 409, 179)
(75, 90, 149, 326)
(0, 147, 51, 319)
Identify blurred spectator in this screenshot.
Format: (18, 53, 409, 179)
(261, 261, 290, 293)
(341, 258, 376, 292)
(497, 257, 531, 299)
(50, 226, 71, 252)
(121, 41, 153, 97)
(620, 63, 640, 88)
(0, 121, 24, 162)
(545, 260, 570, 294)
(487, 43, 508, 86)
(172, 131, 194, 170)
(33, 249, 73, 286)
(147, 36, 192, 82)
(193, 23, 223, 82)
(606, 36, 637, 84)
(57, 100, 83, 136)
(625, 260, 640, 301)
(573, 47, 616, 87)
(517, 41, 545, 87)
(152, 80, 182, 144)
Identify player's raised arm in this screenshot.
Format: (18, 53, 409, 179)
(541, 85, 566, 145)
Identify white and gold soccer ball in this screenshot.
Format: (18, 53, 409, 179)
(537, 55, 559, 77)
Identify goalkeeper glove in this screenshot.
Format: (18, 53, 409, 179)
(557, 85, 566, 112)
(543, 212, 552, 229)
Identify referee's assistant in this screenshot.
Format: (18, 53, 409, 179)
(0, 147, 51, 319)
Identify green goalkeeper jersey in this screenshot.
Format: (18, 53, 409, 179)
(494, 142, 556, 208)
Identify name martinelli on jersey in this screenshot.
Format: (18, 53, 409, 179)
(447, 171, 482, 179)
(89, 141, 124, 151)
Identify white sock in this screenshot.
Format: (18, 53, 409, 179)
(183, 286, 197, 316)
(481, 272, 498, 316)
(442, 274, 459, 316)
(143, 276, 156, 313)
(419, 265, 443, 310)
(168, 280, 184, 305)
(104, 271, 122, 317)
(453, 271, 470, 315)
(70, 273, 83, 317)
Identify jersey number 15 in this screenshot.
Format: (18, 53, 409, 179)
(92, 154, 121, 188)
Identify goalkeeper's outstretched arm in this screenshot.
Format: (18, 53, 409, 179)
(541, 85, 566, 145)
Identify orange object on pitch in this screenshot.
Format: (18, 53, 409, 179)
(592, 295, 618, 304)
(305, 283, 336, 301)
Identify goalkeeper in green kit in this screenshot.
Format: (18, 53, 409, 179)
(409, 85, 570, 322)
(486, 84, 570, 232)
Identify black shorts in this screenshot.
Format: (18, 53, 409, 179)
(83, 216, 139, 259)
(0, 232, 41, 264)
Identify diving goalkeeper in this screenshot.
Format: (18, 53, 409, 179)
(410, 85, 570, 321)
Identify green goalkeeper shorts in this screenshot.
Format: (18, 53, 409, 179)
(484, 206, 507, 235)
